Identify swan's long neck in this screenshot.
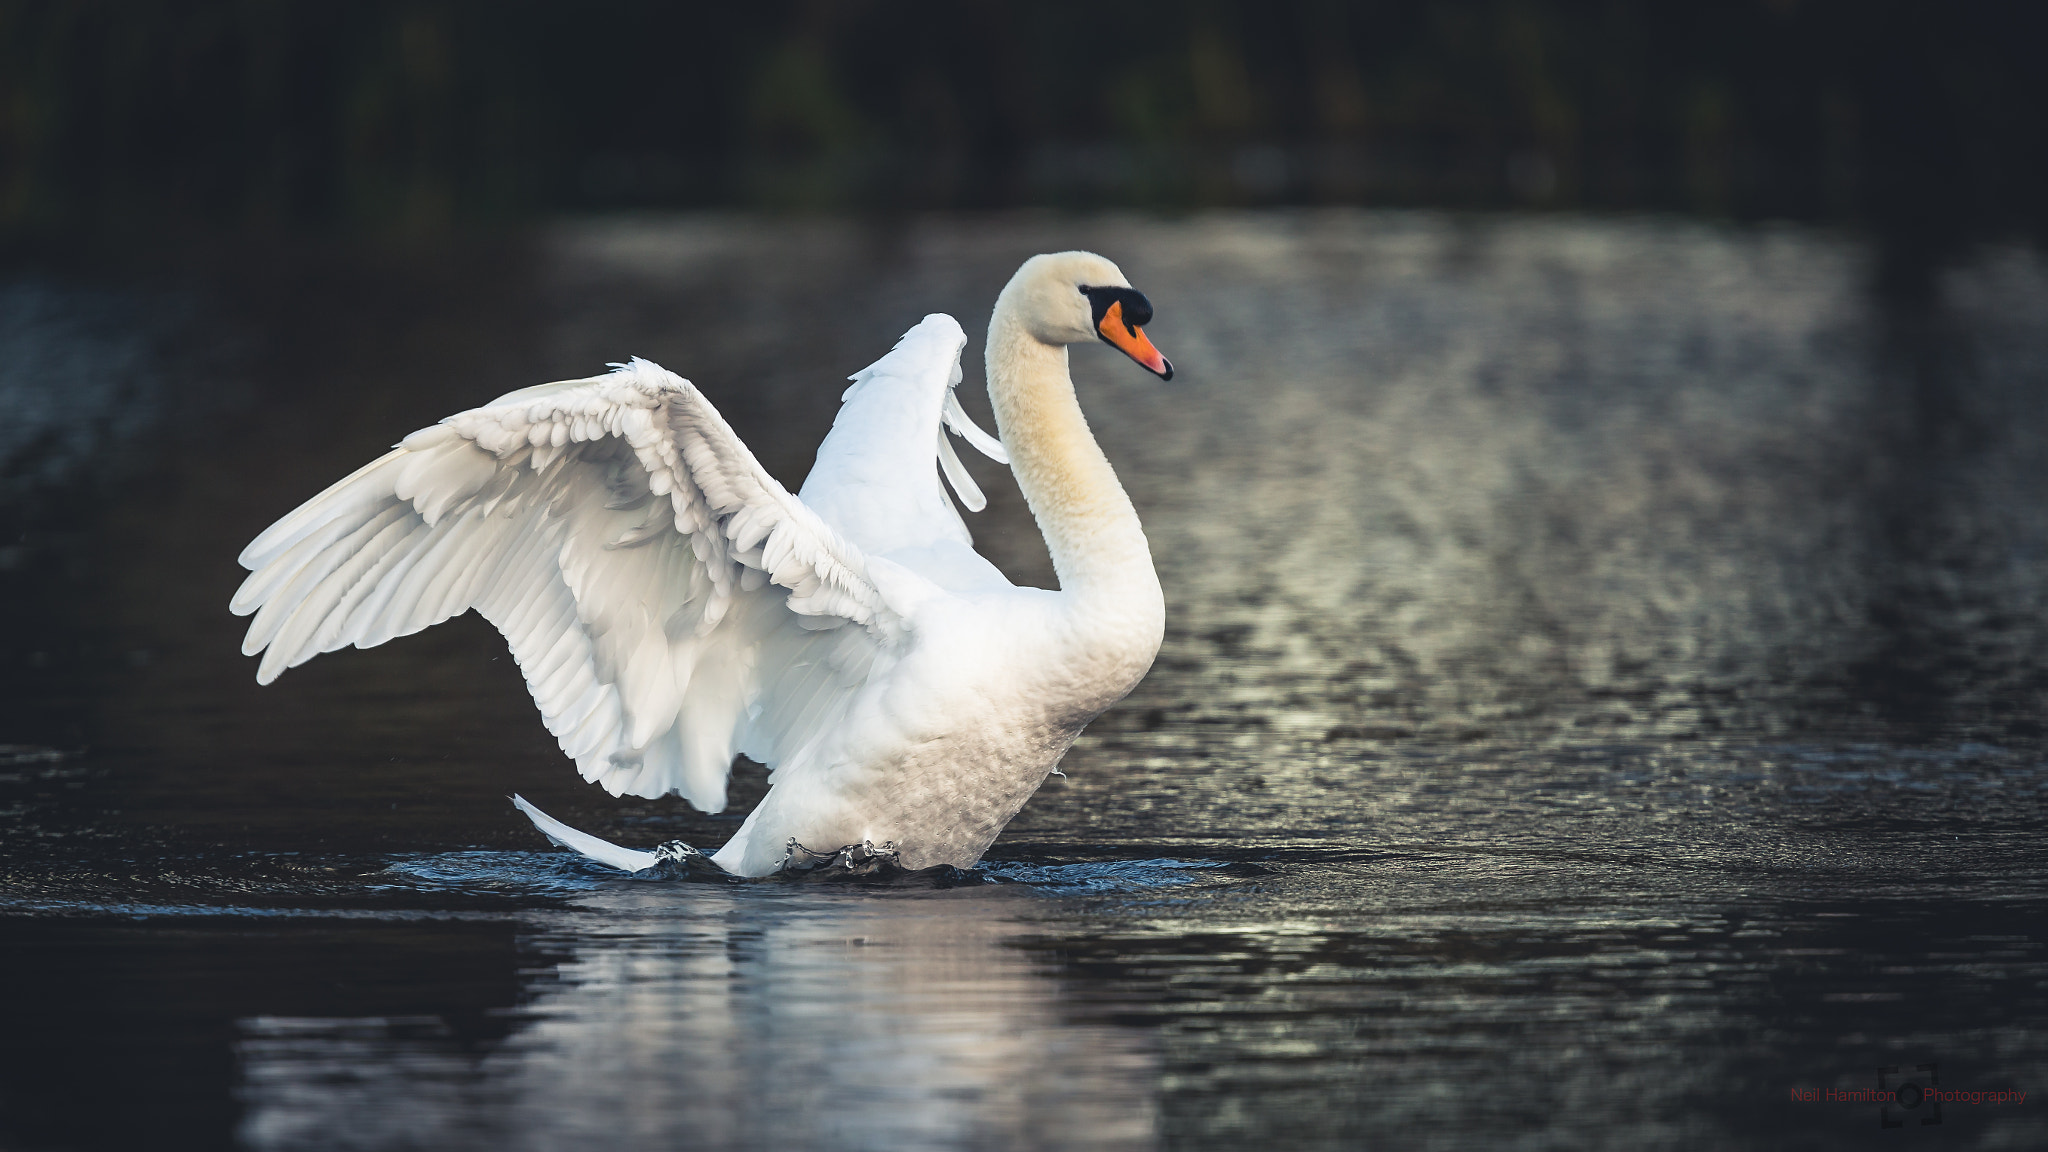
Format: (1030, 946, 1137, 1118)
(985, 311, 1161, 615)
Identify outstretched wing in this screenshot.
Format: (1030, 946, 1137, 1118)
(231, 356, 919, 812)
(799, 313, 1011, 591)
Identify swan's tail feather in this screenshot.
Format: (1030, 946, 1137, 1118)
(511, 794, 658, 872)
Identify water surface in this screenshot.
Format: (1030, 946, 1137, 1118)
(3, 212, 2046, 1150)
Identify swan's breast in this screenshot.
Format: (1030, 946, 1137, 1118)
(723, 586, 1162, 874)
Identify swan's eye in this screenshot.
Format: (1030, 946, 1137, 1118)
(1079, 285, 1154, 332)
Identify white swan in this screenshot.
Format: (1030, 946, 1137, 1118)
(232, 251, 1172, 877)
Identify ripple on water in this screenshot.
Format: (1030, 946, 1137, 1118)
(982, 857, 1239, 892)
(371, 851, 617, 898)
(378, 849, 1242, 898)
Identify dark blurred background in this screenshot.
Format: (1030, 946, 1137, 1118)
(3, 0, 2043, 273)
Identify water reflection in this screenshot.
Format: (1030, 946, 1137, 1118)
(208, 815, 2048, 1151)
(237, 885, 1158, 1152)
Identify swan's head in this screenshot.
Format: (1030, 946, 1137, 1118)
(1000, 251, 1174, 380)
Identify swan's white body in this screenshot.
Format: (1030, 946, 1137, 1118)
(233, 253, 1167, 876)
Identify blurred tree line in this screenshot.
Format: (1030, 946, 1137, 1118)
(1, 0, 2040, 254)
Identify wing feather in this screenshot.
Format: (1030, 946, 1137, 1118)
(237, 448, 412, 569)
(235, 355, 925, 811)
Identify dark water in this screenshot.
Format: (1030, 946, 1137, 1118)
(3, 212, 2047, 1150)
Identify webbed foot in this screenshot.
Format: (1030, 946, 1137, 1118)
(780, 837, 902, 877)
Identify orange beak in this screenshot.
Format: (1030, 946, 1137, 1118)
(1097, 300, 1174, 380)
